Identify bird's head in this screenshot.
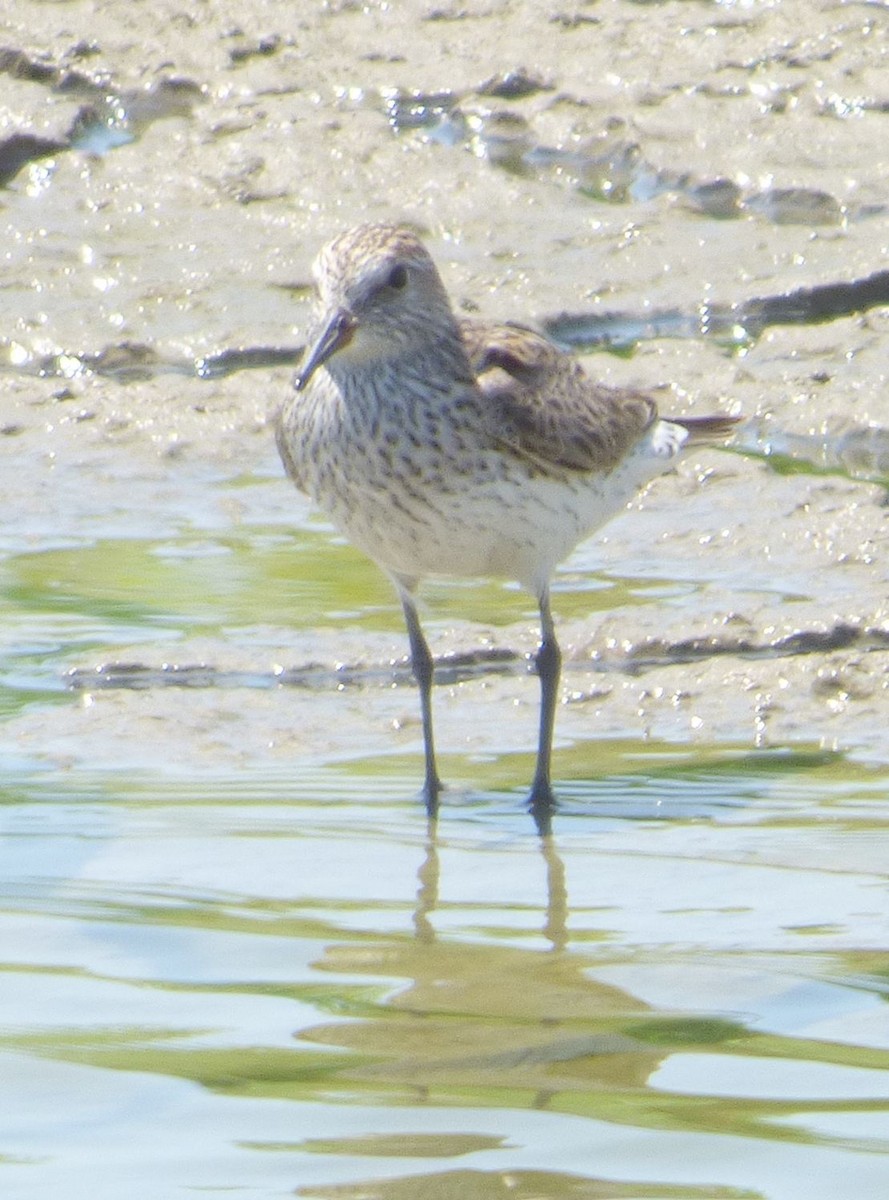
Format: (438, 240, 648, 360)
(295, 223, 460, 391)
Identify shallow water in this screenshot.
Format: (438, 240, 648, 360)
(2, 505, 889, 1199)
(3, 746, 889, 1199)
(3, 1, 889, 1196)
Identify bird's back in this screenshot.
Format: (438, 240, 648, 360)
(461, 318, 659, 475)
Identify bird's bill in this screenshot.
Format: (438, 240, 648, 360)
(294, 307, 356, 391)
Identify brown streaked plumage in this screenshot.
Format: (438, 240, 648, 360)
(462, 317, 658, 472)
(276, 223, 740, 821)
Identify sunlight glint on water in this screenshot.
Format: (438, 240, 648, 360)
(1, 522, 888, 1200)
(1, 746, 889, 1199)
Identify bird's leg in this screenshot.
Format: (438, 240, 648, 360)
(528, 586, 560, 818)
(399, 588, 443, 815)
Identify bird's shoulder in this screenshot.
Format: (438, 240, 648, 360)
(459, 318, 658, 473)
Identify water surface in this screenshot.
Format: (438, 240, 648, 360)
(3, 2, 889, 1195)
(2, 519, 888, 1200)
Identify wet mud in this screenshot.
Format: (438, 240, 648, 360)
(2, 0, 888, 775)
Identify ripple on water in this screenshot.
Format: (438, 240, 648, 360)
(0, 743, 888, 1199)
(2, 7, 889, 1193)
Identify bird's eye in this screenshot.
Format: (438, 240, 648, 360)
(387, 264, 408, 290)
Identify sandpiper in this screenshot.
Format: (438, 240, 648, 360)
(276, 223, 738, 817)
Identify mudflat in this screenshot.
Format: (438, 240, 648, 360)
(2, 1, 887, 771)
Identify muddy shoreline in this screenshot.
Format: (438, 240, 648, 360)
(2, 0, 888, 778)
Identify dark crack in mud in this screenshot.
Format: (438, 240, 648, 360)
(64, 620, 889, 697)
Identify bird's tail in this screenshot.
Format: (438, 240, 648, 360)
(671, 413, 743, 443)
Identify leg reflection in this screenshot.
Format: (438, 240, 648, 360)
(409, 814, 568, 954)
(413, 814, 439, 945)
(540, 833, 568, 952)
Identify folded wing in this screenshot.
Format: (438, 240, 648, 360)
(461, 318, 659, 473)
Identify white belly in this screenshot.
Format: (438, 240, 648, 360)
(326, 425, 681, 595)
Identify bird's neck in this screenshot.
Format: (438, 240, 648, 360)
(332, 323, 474, 392)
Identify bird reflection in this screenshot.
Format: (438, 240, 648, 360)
(301, 811, 668, 1200)
(412, 816, 439, 946)
(539, 832, 569, 953)
(411, 807, 569, 953)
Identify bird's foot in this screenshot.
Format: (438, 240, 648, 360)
(420, 774, 443, 820)
(527, 778, 557, 836)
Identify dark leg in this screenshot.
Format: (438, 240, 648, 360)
(399, 588, 443, 815)
(528, 586, 560, 818)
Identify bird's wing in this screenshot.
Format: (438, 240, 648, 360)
(460, 318, 658, 473)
